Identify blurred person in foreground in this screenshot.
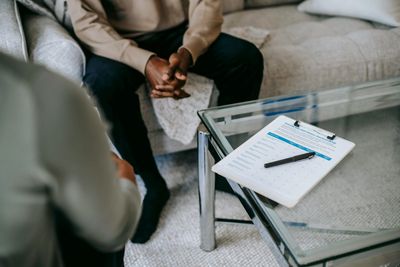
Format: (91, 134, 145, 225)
(0, 52, 141, 267)
(66, 0, 264, 243)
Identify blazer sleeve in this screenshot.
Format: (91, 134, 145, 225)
(183, 0, 223, 64)
(66, 0, 154, 74)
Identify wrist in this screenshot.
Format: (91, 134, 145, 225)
(145, 54, 157, 76)
(178, 47, 193, 66)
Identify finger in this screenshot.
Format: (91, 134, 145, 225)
(168, 78, 182, 92)
(151, 89, 175, 97)
(175, 69, 187, 81)
(156, 79, 181, 91)
(111, 157, 124, 174)
(151, 93, 174, 98)
(173, 90, 191, 100)
(111, 154, 122, 168)
(111, 152, 120, 160)
(163, 53, 180, 81)
(174, 76, 187, 89)
(174, 89, 190, 96)
(155, 84, 175, 91)
(174, 89, 191, 97)
(175, 52, 190, 81)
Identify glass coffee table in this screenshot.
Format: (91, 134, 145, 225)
(197, 78, 400, 266)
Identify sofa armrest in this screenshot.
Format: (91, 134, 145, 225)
(0, 0, 28, 60)
(22, 11, 85, 83)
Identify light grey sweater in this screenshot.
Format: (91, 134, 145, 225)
(0, 52, 141, 267)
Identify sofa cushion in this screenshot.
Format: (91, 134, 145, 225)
(245, 0, 301, 8)
(22, 11, 85, 82)
(0, 0, 28, 60)
(223, 5, 400, 98)
(223, 4, 320, 30)
(298, 0, 400, 27)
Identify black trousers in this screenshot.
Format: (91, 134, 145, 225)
(73, 25, 263, 266)
(84, 24, 264, 178)
(56, 211, 125, 267)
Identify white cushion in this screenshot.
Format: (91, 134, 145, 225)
(298, 0, 400, 27)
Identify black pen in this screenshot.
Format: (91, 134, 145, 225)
(264, 151, 316, 168)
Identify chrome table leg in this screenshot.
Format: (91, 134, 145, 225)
(198, 130, 216, 251)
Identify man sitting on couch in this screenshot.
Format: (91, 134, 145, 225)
(66, 0, 264, 243)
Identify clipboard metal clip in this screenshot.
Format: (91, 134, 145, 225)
(293, 120, 336, 140)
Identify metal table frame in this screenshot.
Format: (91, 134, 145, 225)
(196, 78, 400, 266)
(198, 128, 289, 266)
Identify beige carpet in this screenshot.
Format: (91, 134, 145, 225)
(124, 150, 280, 267)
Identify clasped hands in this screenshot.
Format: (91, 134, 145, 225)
(145, 47, 192, 100)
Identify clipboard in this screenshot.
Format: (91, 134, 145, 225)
(211, 115, 355, 208)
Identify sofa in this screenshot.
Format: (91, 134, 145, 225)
(1, 0, 399, 155)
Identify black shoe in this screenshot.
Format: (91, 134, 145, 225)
(131, 186, 170, 244)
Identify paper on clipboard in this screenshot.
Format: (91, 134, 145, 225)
(211, 115, 355, 208)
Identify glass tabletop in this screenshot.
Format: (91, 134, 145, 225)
(198, 78, 400, 265)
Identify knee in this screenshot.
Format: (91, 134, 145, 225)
(239, 41, 264, 74)
(223, 37, 264, 73)
(83, 66, 143, 102)
(83, 71, 117, 101)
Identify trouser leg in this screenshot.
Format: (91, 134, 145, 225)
(191, 33, 264, 191)
(191, 33, 264, 105)
(83, 54, 160, 176)
(56, 211, 125, 267)
(83, 54, 169, 244)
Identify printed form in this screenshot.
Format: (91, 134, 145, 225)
(212, 115, 355, 208)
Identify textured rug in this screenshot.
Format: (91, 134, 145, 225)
(124, 149, 280, 267)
